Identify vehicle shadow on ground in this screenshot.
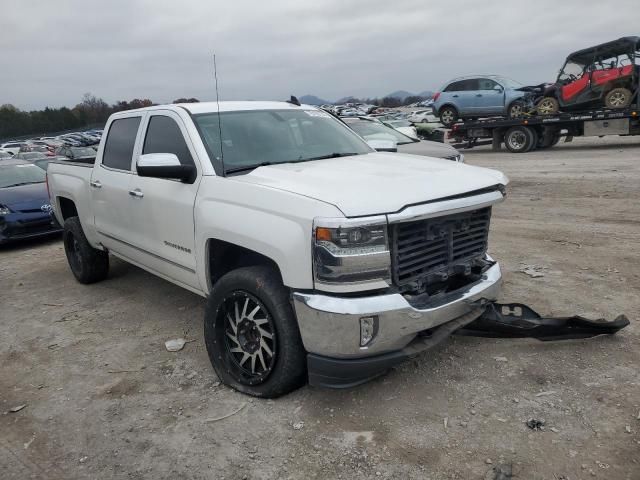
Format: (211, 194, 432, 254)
(0, 233, 61, 252)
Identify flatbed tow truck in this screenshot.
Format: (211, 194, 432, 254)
(449, 103, 640, 153)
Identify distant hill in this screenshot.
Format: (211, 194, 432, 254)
(384, 90, 414, 100)
(418, 90, 434, 98)
(299, 94, 330, 105)
(334, 96, 358, 104)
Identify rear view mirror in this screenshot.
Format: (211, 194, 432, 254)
(366, 139, 398, 152)
(136, 153, 195, 182)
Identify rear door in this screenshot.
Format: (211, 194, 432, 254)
(126, 111, 201, 290)
(91, 114, 142, 251)
(443, 79, 478, 115)
(473, 78, 505, 114)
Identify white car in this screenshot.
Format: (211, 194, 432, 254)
(0, 142, 25, 156)
(382, 120, 419, 139)
(48, 101, 507, 397)
(409, 109, 438, 124)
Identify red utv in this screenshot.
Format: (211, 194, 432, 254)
(535, 36, 639, 115)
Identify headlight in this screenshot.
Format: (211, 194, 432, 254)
(0, 205, 11, 215)
(313, 217, 391, 292)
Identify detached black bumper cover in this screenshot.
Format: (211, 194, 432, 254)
(307, 302, 629, 389)
(456, 302, 630, 341)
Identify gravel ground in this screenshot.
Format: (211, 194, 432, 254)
(1, 136, 639, 479)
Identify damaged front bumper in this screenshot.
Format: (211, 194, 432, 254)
(293, 263, 629, 388)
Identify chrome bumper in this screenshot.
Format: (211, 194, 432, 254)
(292, 262, 502, 358)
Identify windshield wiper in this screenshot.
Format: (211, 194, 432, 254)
(224, 153, 361, 175)
(301, 152, 360, 161)
(225, 162, 279, 175)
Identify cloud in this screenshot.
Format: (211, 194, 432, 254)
(1, 0, 637, 109)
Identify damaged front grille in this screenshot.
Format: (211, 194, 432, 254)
(390, 207, 491, 294)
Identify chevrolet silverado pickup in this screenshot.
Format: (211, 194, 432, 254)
(47, 101, 508, 397)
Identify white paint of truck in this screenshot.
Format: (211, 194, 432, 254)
(48, 101, 507, 298)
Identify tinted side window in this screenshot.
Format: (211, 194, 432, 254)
(102, 117, 141, 171)
(460, 79, 479, 90)
(142, 116, 194, 166)
(478, 78, 498, 90)
(445, 81, 465, 92)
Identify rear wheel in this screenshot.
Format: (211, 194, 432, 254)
(537, 97, 559, 115)
(605, 88, 632, 109)
(63, 216, 109, 284)
(504, 126, 536, 153)
(204, 266, 307, 397)
(439, 106, 458, 127)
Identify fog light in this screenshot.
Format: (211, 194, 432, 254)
(359, 316, 378, 347)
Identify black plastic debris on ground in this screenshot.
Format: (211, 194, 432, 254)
(485, 463, 513, 480)
(526, 418, 545, 430)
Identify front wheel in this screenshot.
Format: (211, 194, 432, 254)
(63, 216, 109, 284)
(504, 126, 537, 153)
(204, 266, 307, 397)
(507, 101, 525, 118)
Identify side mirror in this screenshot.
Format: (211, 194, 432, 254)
(367, 139, 398, 152)
(493, 85, 504, 93)
(136, 153, 195, 182)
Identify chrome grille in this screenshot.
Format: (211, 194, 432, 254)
(390, 207, 491, 291)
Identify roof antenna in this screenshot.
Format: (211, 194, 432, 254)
(213, 53, 225, 173)
(287, 95, 301, 106)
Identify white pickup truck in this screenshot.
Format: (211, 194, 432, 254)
(47, 101, 508, 397)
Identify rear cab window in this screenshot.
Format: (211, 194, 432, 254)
(102, 117, 141, 171)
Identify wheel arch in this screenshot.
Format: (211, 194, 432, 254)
(205, 238, 283, 294)
(56, 196, 78, 221)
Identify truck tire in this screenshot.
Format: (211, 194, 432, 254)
(204, 266, 307, 397)
(538, 132, 561, 149)
(63, 216, 109, 284)
(537, 97, 559, 115)
(504, 126, 536, 153)
(604, 88, 632, 109)
(439, 106, 458, 127)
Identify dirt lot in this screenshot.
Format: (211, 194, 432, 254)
(2, 136, 639, 480)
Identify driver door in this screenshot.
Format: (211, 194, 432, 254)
(126, 111, 201, 290)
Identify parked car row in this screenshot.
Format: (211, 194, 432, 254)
(0, 129, 103, 159)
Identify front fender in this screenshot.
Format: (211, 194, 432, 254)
(194, 176, 343, 292)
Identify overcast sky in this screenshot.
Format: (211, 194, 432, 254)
(1, 0, 638, 110)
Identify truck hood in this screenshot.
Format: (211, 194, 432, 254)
(232, 152, 508, 217)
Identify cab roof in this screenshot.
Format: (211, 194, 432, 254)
(567, 36, 640, 64)
(178, 101, 315, 115)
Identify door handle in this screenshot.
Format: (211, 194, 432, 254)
(128, 189, 144, 198)
(476, 94, 483, 97)
(452, 95, 459, 98)
(90, 180, 102, 188)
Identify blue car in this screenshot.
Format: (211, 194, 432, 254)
(433, 75, 526, 126)
(0, 159, 61, 244)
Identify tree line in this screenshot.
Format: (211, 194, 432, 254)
(0, 94, 200, 140)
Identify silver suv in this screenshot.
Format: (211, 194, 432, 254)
(433, 75, 526, 126)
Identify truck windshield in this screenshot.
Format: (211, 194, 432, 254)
(194, 109, 372, 175)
